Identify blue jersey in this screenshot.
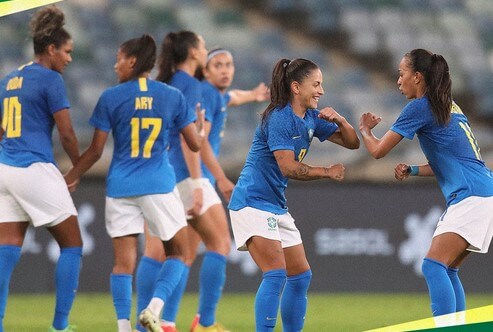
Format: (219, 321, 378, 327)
(168, 70, 205, 182)
(200, 80, 229, 184)
(90, 77, 194, 198)
(391, 97, 493, 206)
(0, 62, 70, 167)
(229, 104, 339, 214)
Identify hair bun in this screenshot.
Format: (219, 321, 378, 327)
(29, 5, 65, 39)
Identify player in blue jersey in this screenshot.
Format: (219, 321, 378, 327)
(134, 30, 232, 332)
(184, 48, 270, 331)
(64, 34, 204, 332)
(228, 58, 360, 332)
(359, 49, 493, 321)
(0, 6, 82, 332)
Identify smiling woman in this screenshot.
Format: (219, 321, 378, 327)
(228, 57, 359, 332)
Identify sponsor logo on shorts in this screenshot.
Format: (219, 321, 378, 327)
(267, 216, 278, 231)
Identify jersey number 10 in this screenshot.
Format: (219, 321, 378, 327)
(2, 97, 22, 138)
(130, 117, 162, 158)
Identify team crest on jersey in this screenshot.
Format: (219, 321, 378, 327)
(308, 129, 314, 142)
(267, 216, 278, 231)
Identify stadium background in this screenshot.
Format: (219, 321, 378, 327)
(2, 0, 493, 309)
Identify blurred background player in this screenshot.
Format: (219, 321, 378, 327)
(359, 48, 493, 322)
(187, 48, 270, 331)
(228, 58, 359, 332)
(134, 30, 229, 332)
(0, 6, 83, 332)
(64, 34, 204, 332)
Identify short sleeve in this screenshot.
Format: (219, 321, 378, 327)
(266, 110, 295, 152)
(390, 99, 429, 140)
(89, 91, 112, 132)
(46, 72, 70, 114)
(173, 91, 196, 131)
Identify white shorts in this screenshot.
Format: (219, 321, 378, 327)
(176, 177, 222, 219)
(434, 196, 493, 253)
(0, 162, 77, 227)
(105, 188, 187, 241)
(229, 206, 302, 251)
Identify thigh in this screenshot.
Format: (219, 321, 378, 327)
(0, 222, 29, 246)
(283, 244, 310, 276)
(164, 225, 190, 260)
(143, 224, 166, 262)
(190, 203, 230, 254)
(112, 235, 139, 274)
(247, 236, 285, 272)
(47, 215, 82, 248)
(426, 232, 470, 266)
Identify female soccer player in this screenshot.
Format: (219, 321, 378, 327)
(0, 6, 82, 332)
(188, 48, 270, 331)
(134, 31, 232, 332)
(64, 34, 204, 332)
(228, 58, 360, 331)
(359, 49, 493, 319)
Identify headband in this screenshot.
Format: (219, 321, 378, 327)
(207, 48, 232, 65)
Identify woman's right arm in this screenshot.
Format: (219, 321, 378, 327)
(64, 129, 108, 187)
(54, 108, 80, 166)
(273, 149, 345, 181)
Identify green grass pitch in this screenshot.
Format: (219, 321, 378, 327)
(4, 292, 493, 331)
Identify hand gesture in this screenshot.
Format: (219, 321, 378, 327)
(326, 163, 345, 181)
(318, 107, 344, 125)
(395, 163, 410, 181)
(217, 177, 235, 203)
(253, 83, 270, 102)
(195, 102, 205, 138)
(187, 187, 203, 218)
(359, 112, 382, 133)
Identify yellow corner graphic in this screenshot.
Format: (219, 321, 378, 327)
(0, 0, 63, 18)
(364, 305, 493, 331)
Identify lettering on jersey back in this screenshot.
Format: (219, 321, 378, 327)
(135, 96, 153, 110)
(6, 77, 23, 91)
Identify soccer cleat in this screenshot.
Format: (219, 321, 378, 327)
(139, 308, 161, 332)
(191, 322, 230, 332)
(48, 325, 76, 332)
(189, 314, 200, 332)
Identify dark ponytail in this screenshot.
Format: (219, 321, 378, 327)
(261, 58, 319, 125)
(119, 34, 157, 80)
(156, 31, 200, 83)
(29, 5, 71, 55)
(406, 49, 452, 125)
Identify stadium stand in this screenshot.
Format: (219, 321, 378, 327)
(1, 0, 492, 180)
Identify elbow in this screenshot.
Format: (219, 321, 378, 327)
(188, 139, 201, 152)
(348, 139, 360, 150)
(371, 150, 386, 159)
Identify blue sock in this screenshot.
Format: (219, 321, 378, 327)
(447, 267, 466, 312)
(0, 245, 21, 332)
(110, 274, 133, 320)
(162, 264, 190, 322)
(154, 258, 186, 304)
(281, 270, 312, 332)
(198, 252, 227, 327)
(52, 247, 82, 330)
(255, 269, 286, 332)
(135, 256, 162, 330)
(422, 258, 455, 316)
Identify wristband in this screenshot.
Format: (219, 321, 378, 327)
(191, 178, 202, 190)
(407, 165, 419, 176)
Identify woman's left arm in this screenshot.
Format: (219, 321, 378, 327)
(359, 112, 404, 159)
